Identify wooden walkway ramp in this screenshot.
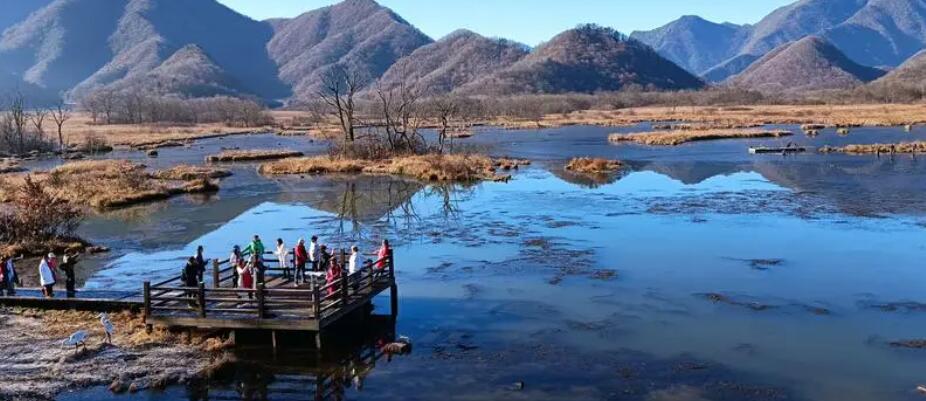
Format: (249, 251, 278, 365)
(143, 249, 398, 337)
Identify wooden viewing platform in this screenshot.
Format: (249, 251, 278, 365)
(143, 249, 397, 347)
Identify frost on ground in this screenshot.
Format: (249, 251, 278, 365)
(0, 308, 233, 400)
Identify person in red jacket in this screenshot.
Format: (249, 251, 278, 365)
(376, 239, 391, 271)
(326, 257, 342, 297)
(294, 238, 308, 286)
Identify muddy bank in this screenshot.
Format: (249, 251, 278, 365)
(0, 308, 229, 400)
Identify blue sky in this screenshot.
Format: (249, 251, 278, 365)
(218, 0, 793, 45)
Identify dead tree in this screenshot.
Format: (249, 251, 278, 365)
(375, 82, 424, 154)
(50, 101, 71, 152)
(8, 93, 27, 153)
(318, 67, 364, 143)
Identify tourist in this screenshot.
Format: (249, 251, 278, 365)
(39, 253, 56, 298)
(319, 244, 331, 272)
(294, 238, 308, 285)
(194, 245, 206, 283)
(326, 257, 342, 296)
(60, 253, 79, 298)
(4, 256, 18, 296)
(181, 256, 199, 302)
(348, 245, 360, 276)
(244, 235, 265, 259)
(229, 245, 242, 288)
(275, 238, 290, 279)
(239, 255, 255, 299)
(309, 236, 319, 272)
(376, 239, 391, 271)
(0, 256, 6, 296)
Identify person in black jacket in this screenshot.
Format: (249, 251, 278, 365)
(60, 253, 79, 298)
(194, 246, 207, 283)
(181, 257, 200, 305)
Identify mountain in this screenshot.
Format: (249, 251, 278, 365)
(0, 0, 128, 95)
(630, 16, 751, 74)
(728, 36, 885, 92)
(824, 0, 926, 68)
(267, 0, 432, 100)
(71, 0, 288, 100)
(458, 25, 704, 95)
(374, 30, 528, 95)
(702, 54, 760, 83)
(870, 50, 926, 87)
(104, 44, 239, 97)
(739, 0, 869, 57)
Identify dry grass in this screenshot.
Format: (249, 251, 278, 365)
(60, 112, 273, 148)
(819, 142, 926, 154)
(205, 149, 303, 163)
(153, 165, 232, 180)
(260, 154, 503, 182)
(610, 129, 792, 146)
(493, 158, 532, 171)
(526, 104, 926, 128)
(651, 123, 763, 131)
(0, 160, 219, 209)
(565, 157, 624, 174)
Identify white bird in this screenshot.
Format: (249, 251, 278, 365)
(99, 313, 115, 344)
(63, 330, 89, 350)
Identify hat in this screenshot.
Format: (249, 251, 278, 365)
(48, 252, 56, 258)
(298, 238, 305, 243)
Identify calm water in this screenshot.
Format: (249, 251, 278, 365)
(51, 125, 926, 401)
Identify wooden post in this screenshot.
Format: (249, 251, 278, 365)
(212, 259, 220, 289)
(340, 273, 349, 305)
(197, 282, 206, 318)
(390, 284, 398, 319)
(143, 281, 151, 319)
(256, 283, 266, 319)
(315, 332, 323, 351)
(312, 281, 321, 318)
(387, 248, 395, 281)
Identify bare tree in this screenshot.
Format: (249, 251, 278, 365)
(318, 67, 364, 143)
(429, 96, 459, 154)
(29, 107, 48, 138)
(375, 81, 425, 154)
(8, 93, 27, 153)
(50, 101, 71, 152)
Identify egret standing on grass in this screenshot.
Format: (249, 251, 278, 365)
(63, 330, 88, 350)
(99, 313, 114, 344)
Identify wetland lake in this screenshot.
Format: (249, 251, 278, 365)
(42, 124, 926, 401)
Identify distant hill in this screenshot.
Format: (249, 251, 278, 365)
(104, 44, 240, 97)
(0, 0, 128, 94)
(701, 54, 760, 83)
(72, 0, 288, 100)
(267, 0, 432, 100)
(458, 25, 704, 95)
(870, 50, 926, 88)
(728, 36, 885, 92)
(825, 0, 926, 68)
(635, 0, 926, 84)
(630, 16, 751, 75)
(374, 30, 528, 95)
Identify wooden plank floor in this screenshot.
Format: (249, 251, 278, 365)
(146, 273, 394, 332)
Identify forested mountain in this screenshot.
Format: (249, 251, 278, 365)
(458, 25, 704, 95)
(728, 36, 885, 92)
(1, 0, 922, 104)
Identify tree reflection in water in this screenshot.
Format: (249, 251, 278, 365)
(185, 315, 402, 401)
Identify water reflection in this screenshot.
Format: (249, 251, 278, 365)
(59, 316, 404, 401)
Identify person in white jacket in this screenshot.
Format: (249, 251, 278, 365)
(308, 236, 319, 272)
(38, 253, 56, 298)
(348, 246, 360, 275)
(275, 238, 290, 279)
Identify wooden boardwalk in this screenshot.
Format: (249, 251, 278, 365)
(144, 249, 398, 344)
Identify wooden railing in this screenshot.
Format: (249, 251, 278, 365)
(143, 249, 395, 324)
